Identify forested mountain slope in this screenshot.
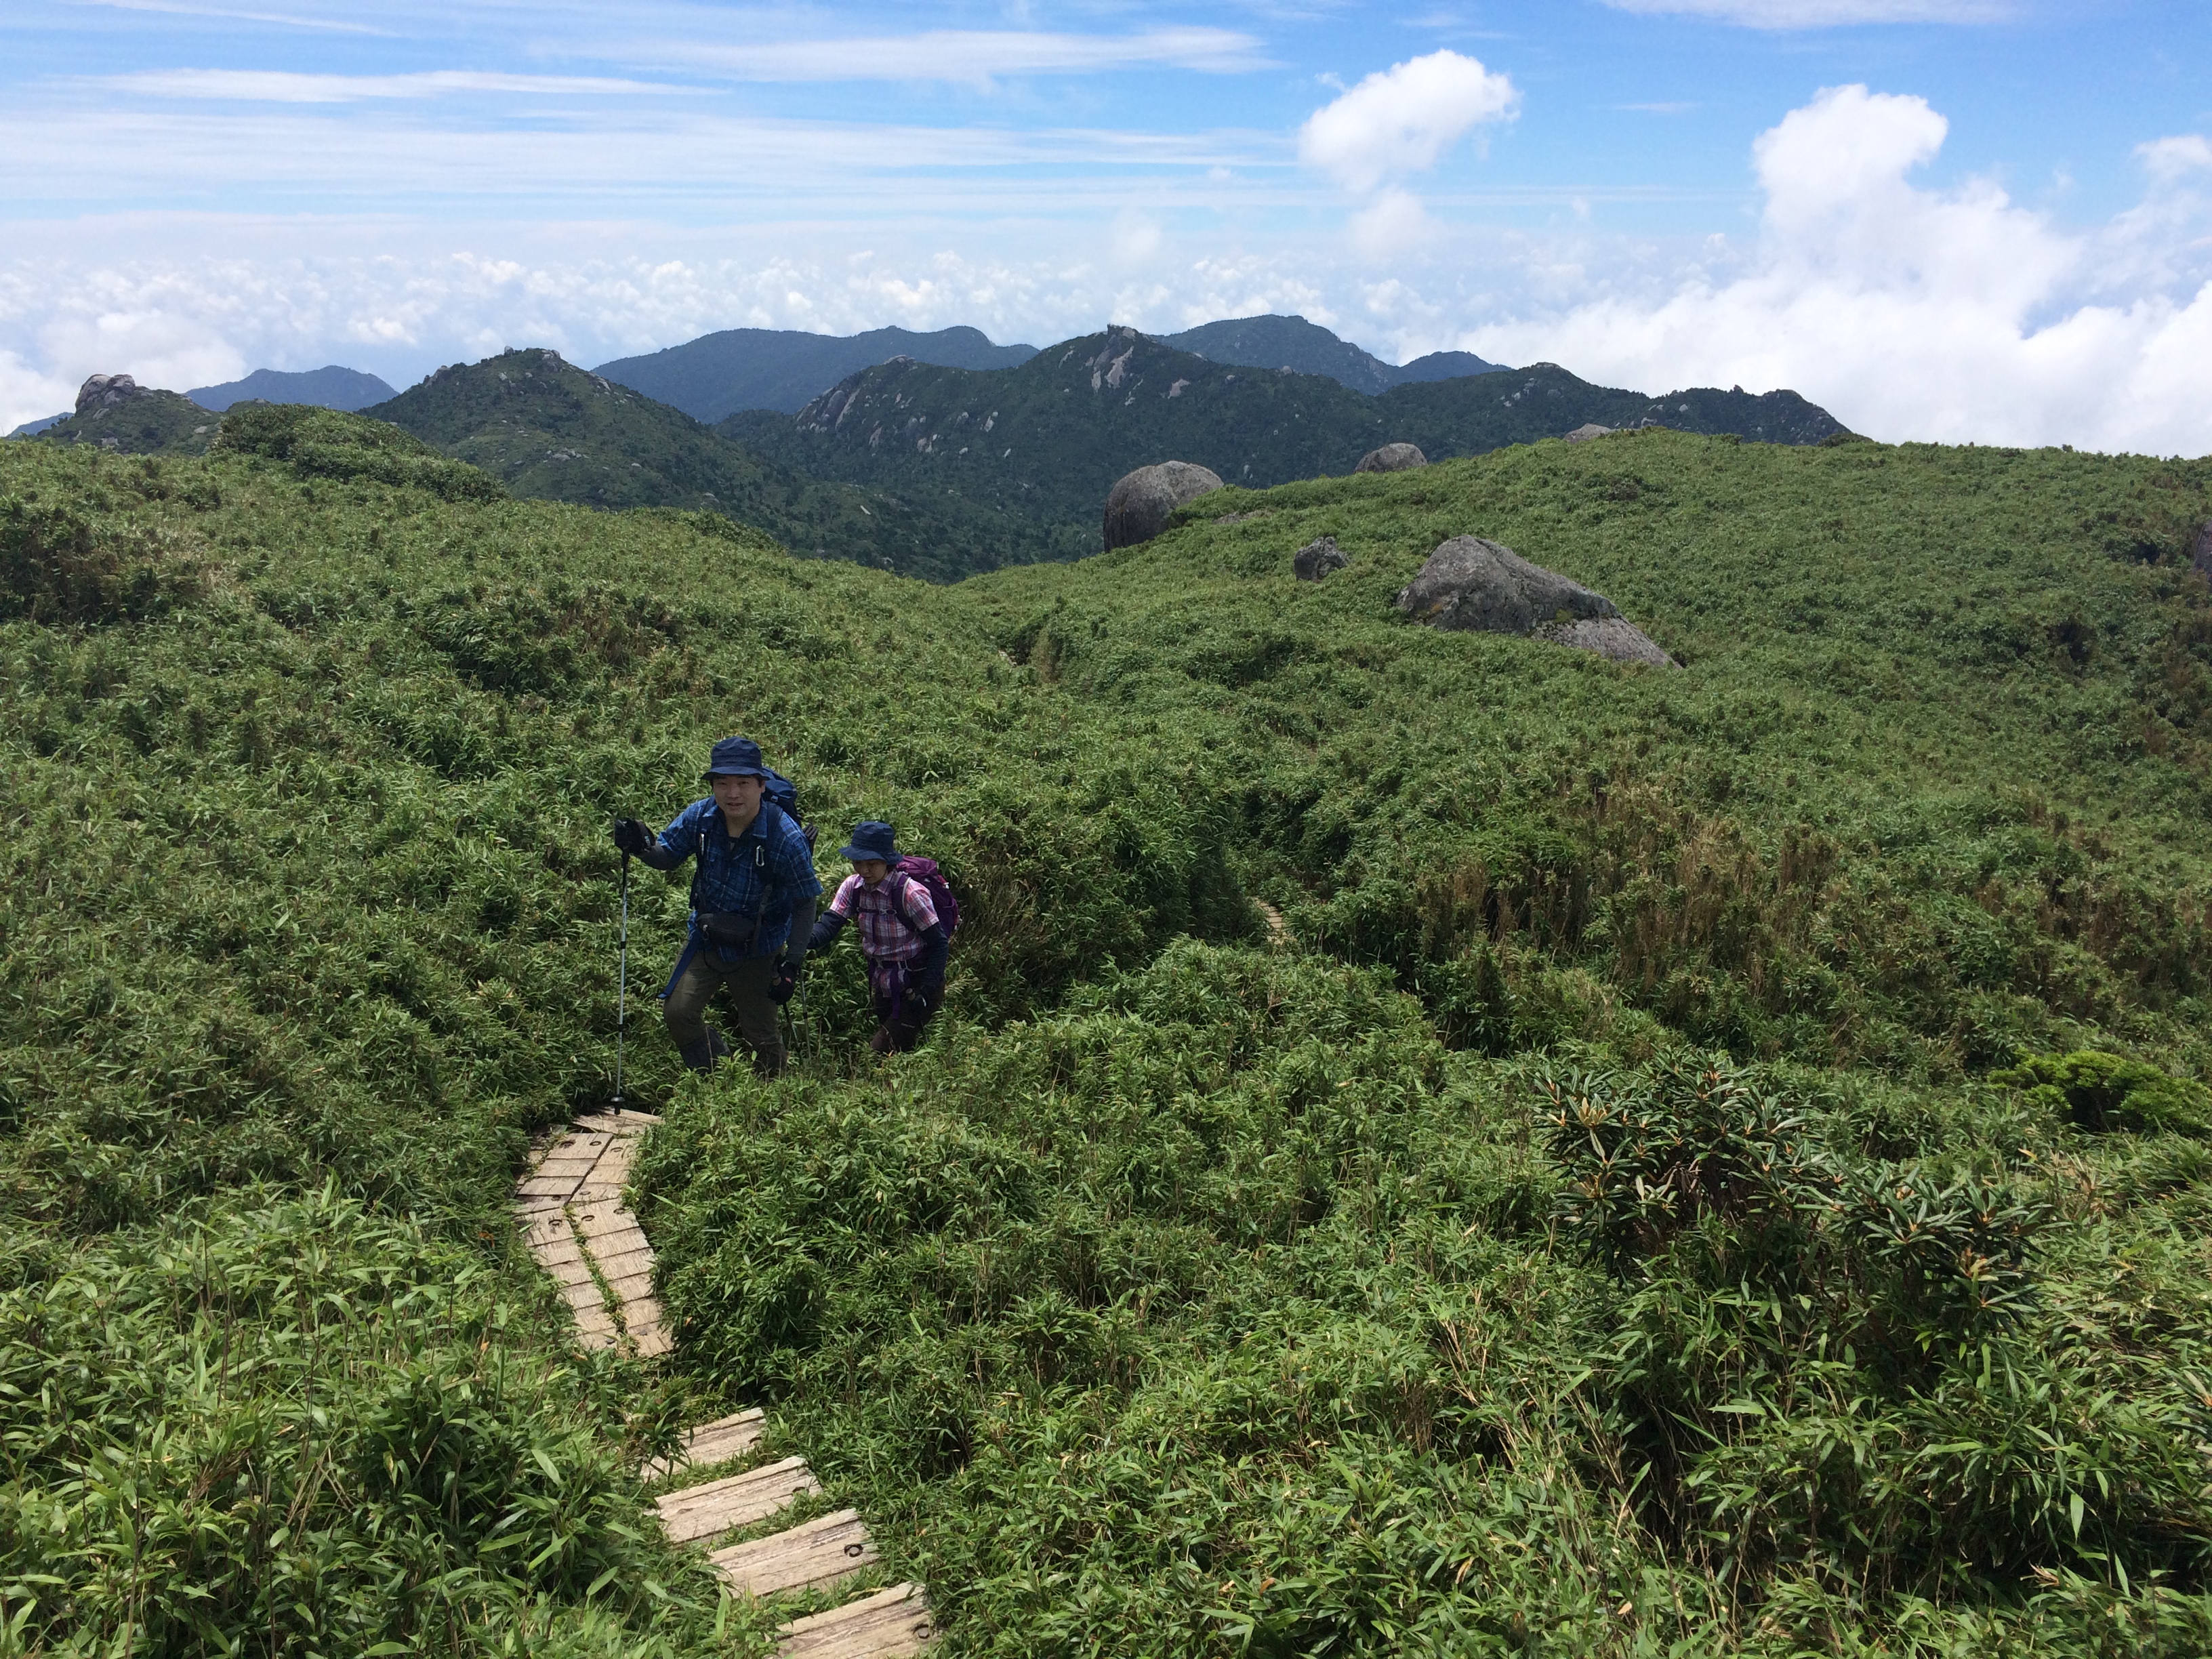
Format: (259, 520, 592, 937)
(5, 419, 2212, 1655)
(724, 326, 1848, 558)
(365, 348, 1048, 580)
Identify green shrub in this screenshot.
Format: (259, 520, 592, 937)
(1996, 1050, 2212, 1136)
(0, 493, 205, 623)
(0, 1188, 719, 1655)
(216, 403, 505, 501)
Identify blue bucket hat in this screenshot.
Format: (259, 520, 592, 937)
(839, 820, 900, 863)
(702, 735, 771, 781)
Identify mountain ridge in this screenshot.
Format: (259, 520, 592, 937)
(189, 365, 397, 413)
(1158, 312, 1505, 392)
(720, 324, 1848, 558)
(595, 324, 1038, 422)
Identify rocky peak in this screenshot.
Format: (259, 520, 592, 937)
(75, 373, 148, 417)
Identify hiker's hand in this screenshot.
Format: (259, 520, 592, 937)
(768, 965, 798, 1005)
(613, 818, 653, 857)
(914, 979, 943, 1014)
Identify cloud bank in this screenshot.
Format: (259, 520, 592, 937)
(1467, 85, 2212, 453)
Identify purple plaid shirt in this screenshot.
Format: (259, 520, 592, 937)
(828, 871, 939, 964)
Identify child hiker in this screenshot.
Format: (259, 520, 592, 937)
(806, 821, 956, 1054)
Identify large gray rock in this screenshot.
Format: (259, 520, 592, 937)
(1292, 535, 1347, 581)
(1103, 461, 1224, 549)
(1563, 423, 1614, 443)
(1355, 442, 1427, 474)
(1395, 535, 1675, 666)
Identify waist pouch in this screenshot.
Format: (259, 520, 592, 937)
(698, 912, 760, 949)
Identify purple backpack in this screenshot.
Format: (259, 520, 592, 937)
(890, 856, 960, 941)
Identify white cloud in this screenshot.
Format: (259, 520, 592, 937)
(96, 70, 690, 102)
(1349, 189, 1435, 261)
(653, 28, 1269, 86)
(1599, 0, 2008, 25)
(1298, 49, 1519, 193)
(0, 351, 79, 432)
(2139, 134, 2212, 180)
(1463, 85, 2212, 454)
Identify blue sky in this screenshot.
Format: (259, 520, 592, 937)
(3, 1, 2209, 450)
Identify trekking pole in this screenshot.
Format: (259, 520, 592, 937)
(782, 975, 803, 1068)
(614, 851, 630, 1105)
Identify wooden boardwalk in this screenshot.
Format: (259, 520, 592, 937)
(519, 1113, 935, 1656)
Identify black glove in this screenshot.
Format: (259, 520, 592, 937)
(912, 976, 944, 1015)
(768, 963, 798, 1005)
(613, 818, 653, 857)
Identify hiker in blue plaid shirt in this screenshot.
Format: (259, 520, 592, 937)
(613, 737, 821, 1076)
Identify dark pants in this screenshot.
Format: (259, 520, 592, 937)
(872, 988, 934, 1055)
(664, 950, 784, 1076)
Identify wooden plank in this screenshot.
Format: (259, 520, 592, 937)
(531, 1159, 601, 1185)
(631, 1324, 674, 1358)
(713, 1509, 877, 1599)
(684, 1408, 766, 1465)
(566, 1286, 613, 1319)
(571, 1204, 639, 1237)
(544, 1256, 596, 1288)
(602, 1269, 655, 1304)
(779, 1582, 934, 1658)
(581, 1229, 650, 1261)
(575, 1221, 647, 1250)
(656, 1457, 819, 1544)
(593, 1244, 653, 1280)
(516, 1176, 583, 1200)
(643, 1408, 764, 1480)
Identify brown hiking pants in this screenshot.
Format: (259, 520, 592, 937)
(663, 950, 785, 1076)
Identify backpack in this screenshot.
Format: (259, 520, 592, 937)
(890, 856, 960, 941)
(760, 767, 816, 850)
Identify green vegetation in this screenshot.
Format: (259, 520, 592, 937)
(364, 348, 1040, 581)
(4, 420, 2211, 1654)
(724, 327, 1845, 562)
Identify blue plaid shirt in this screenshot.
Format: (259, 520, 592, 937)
(655, 798, 822, 961)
